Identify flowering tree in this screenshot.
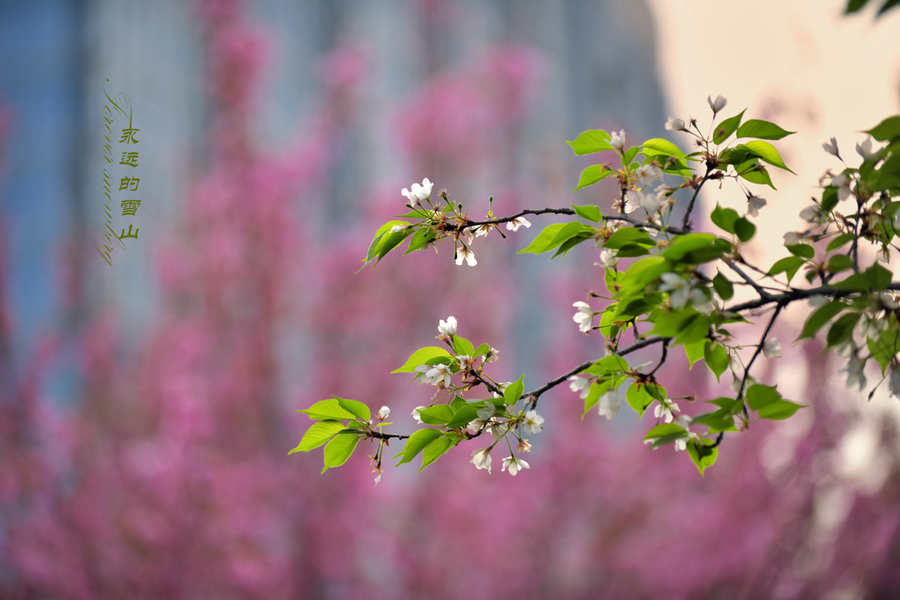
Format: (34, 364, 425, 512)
(295, 94, 900, 479)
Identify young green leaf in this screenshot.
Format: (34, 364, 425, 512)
(395, 429, 443, 465)
(504, 374, 525, 406)
(567, 130, 613, 155)
(712, 272, 734, 300)
(704, 341, 730, 382)
(290, 420, 347, 454)
(741, 140, 795, 173)
(713, 109, 746, 145)
(392, 347, 453, 374)
(572, 204, 604, 222)
(322, 433, 361, 473)
(573, 166, 613, 192)
(687, 439, 718, 477)
(298, 397, 357, 421)
(420, 435, 456, 471)
(337, 398, 371, 422)
(736, 119, 795, 140)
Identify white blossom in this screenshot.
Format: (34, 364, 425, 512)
(636, 164, 663, 187)
(485, 417, 505, 439)
(763, 338, 782, 359)
(783, 232, 804, 246)
(377, 406, 390, 421)
(613, 195, 638, 214)
(859, 315, 887, 342)
(476, 403, 496, 420)
(822, 137, 839, 157)
(856, 136, 878, 161)
(419, 363, 451, 387)
(881, 293, 899, 310)
(506, 217, 532, 231)
(598, 389, 622, 420)
(747, 195, 767, 218)
(708, 94, 727, 114)
(401, 178, 433, 205)
(455, 246, 477, 267)
(473, 224, 490, 238)
(639, 191, 664, 215)
(438, 316, 458, 336)
(501, 456, 530, 476)
(522, 410, 545, 434)
(568, 376, 591, 400)
(572, 301, 594, 333)
(732, 376, 759, 397)
(390, 224, 407, 233)
(830, 173, 852, 201)
(470, 448, 492, 473)
(799, 205, 822, 224)
(654, 400, 679, 424)
(517, 439, 532, 453)
(842, 355, 867, 391)
(665, 116, 686, 132)
(412, 406, 426, 424)
(596, 249, 619, 268)
(610, 129, 626, 151)
(889, 368, 900, 399)
(658, 273, 704, 310)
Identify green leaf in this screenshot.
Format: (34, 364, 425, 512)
(845, 0, 868, 12)
(828, 254, 855, 274)
(867, 328, 899, 375)
(787, 244, 815, 259)
(337, 398, 371, 422)
(567, 130, 613, 155)
(645, 423, 688, 441)
(675, 314, 711, 346)
(821, 186, 839, 213)
(641, 138, 686, 159)
(322, 433, 360, 473)
(405, 227, 436, 254)
(758, 400, 805, 420)
(420, 435, 456, 470)
(518, 222, 594, 256)
(626, 383, 655, 418)
(395, 429, 443, 465)
(616, 257, 669, 298)
(745, 384, 781, 410)
(392, 347, 453, 374)
(622, 146, 640, 165)
(704, 341, 730, 382)
(827, 233, 855, 252)
(866, 115, 900, 142)
(290, 420, 347, 454)
(473, 343, 491, 358)
(445, 404, 482, 430)
(573, 166, 613, 192)
(713, 272, 734, 300)
(713, 109, 746, 145)
(517, 223, 566, 254)
(661, 233, 730, 264)
(826, 312, 861, 348)
(799, 300, 846, 340)
(734, 217, 756, 243)
(710, 204, 739, 234)
(453, 336, 475, 357)
(684, 339, 706, 368)
(736, 119, 795, 140)
(572, 204, 604, 222)
(504, 374, 525, 406)
(298, 397, 356, 421)
(834, 262, 893, 291)
(878, 0, 900, 15)
(418, 405, 455, 425)
(604, 227, 656, 250)
(767, 256, 805, 283)
(687, 439, 718, 477)
(735, 159, 776, 189)
(741, 140, 794, 173)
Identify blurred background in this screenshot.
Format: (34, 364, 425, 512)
(1, 0, 900, 598)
